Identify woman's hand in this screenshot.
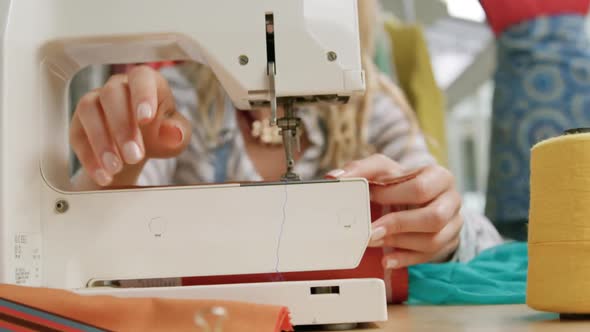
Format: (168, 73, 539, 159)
(327, 154, 463, 269)
(70, 65, 191, 188)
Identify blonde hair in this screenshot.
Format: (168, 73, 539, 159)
(181, 0, 418, 169)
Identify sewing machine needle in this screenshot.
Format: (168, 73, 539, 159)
(295, 126, 301, 152)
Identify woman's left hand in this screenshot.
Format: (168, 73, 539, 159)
(327, 154, 463, 269)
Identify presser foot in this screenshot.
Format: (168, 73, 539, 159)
(278, 102, 302, 182)
(281, 171, 301, 182)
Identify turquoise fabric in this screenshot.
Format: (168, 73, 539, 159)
(407, 242, 527, 305)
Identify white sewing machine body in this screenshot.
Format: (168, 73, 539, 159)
(0, 0, 388, 326)
(54, 179, 388, 326)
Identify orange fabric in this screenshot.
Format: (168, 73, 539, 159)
(0, 284, 292, 332)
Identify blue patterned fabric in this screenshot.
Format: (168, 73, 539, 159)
(485, 15, 590, 235)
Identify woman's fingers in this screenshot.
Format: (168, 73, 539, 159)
(70, 113, 112, 187)
(70, 66, 193, 188)
(332, 156, 463, 268)
(369, 213, 463, 253)
(370, 189, 461, 242)
(128, 66, 158, 125)
(382, 237, 461, 269)
(75, 91, 123, 177)
(326, 154, 405, 180)
(142, 95, 192, 159)
(99, 74, 145, 165)
(370, 165, 454, 206)
(381, 249, 431, 269)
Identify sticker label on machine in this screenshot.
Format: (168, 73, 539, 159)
(14, 233, 42, 285)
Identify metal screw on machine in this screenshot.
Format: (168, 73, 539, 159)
(239, 55, 249, 65)
(55, 199, 69, 214)
(327, 51, 338, 62)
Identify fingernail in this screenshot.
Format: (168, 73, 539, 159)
(386, 258, 399, 269)
(369, 240, 384, 247)
(102, 152, 122, 174)
(371, 226, 386, 242)
(160, 123, 184, 144)
(326, 169, 346, 178)
(137, 102, 153, 122)
(387, 168, 405, 177)
(94, 169, 112, 186)
(173, 126, 184, 143)
(122, 141, 143, 164)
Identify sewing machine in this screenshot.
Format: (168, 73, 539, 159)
(0, 0, 388, 327)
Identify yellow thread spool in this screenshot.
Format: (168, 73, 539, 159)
(528, 129, 590, 315)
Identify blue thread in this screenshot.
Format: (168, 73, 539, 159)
(272, 184, 288, 281)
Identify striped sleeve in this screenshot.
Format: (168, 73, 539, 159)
(137, 158, 177, 186)
(450, 209, 504, 262)
(368, 93, 436, 169)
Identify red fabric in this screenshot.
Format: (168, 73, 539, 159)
(183, 201, 409, 304)
(480, 0, 590, 35)
(182, 247, 386, 285)
(392, 267, 409, 304)
(0, 320, 32, 332)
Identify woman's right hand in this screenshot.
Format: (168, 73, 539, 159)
(70, 65, 192, 188)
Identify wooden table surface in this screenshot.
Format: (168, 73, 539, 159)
(300, 305, 590, 331)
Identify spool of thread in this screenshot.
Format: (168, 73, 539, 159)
(528, 128, 590, 316)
